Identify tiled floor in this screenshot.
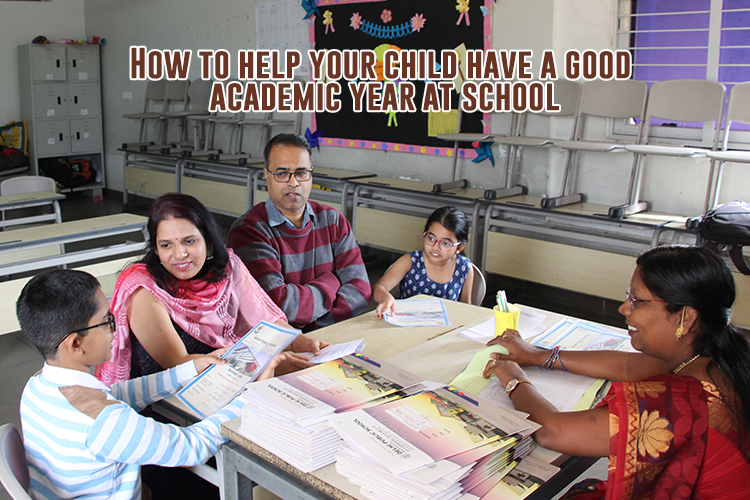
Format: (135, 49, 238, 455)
(0, 189, 613, 499)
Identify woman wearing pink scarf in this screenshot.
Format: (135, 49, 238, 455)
(96, 193, 326, 386)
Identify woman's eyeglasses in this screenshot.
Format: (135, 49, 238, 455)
(54, 312, 117, 349)
(625, 288, 667, 309)
(423, 232, 462, 251)
(265, 168, 313, 183)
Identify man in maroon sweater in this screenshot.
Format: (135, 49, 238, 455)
(228, 133, 371, 332)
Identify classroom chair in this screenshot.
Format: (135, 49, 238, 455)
(121, 78, 167, 149)
(705, 82, 750, 211)
(620, 79, 726, 218)
(470, 262, 486, 306)
(492, 80, 582, 199)
(137, 80, 190, 152)
(1, 175, 62, 228)
(158, 79, 214, 155)
(0, 424, 32, 500)
(543, 79, 648, 210)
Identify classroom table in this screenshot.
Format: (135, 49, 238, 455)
(0, 213, 148, 277)
(0, 190, 65, 229)
(218, 299, 613, 500)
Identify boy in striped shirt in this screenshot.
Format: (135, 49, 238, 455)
(16, 269, 281, 499)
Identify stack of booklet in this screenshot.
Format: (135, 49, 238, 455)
(238, 353, 424, 473)
(329, 386, 541, 500)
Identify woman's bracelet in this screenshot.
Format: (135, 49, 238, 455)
(539, 346, 568, 372)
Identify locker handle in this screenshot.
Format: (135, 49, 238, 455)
(77, 132, 80, 140)
(56, 60, 60, 68)
(74, 96, 78, 104)
(59, 133, 63, 141)
(57, 97, 61, 105)
(72, 59, 77, 68)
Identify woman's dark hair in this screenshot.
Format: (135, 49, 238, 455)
(637, 245, 750, 459)
(141, 193, 229, 292)
(424, 206, 471, 243)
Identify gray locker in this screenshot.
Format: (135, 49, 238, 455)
(66, 45, 100, 82)
(67, 83, 100, 118)
(70, 118, 102, 153)
(19, 43, 107, 192)
(31, 83, 67, 120)
(29, 45, 66, 82)
(35, 120, 69, 156)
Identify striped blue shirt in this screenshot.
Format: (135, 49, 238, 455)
(20, 362, 242, 500)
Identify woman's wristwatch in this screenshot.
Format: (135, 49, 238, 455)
(505, 378, 533, 396)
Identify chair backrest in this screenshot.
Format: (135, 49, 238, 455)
(641, 79, 726, 148)
(0, 424, 32, 500)
(512, 79, 581, 138)
(185, 79, 213, 112)
(142, 78, 168, 113)
(470, 262, 486, 306)
(163, 80, 189, 111)
(720, 81, 750, 150)
(574, 79, 648, 140)
(0, 176, 56, 196)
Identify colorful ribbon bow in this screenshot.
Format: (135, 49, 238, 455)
(305, 128, 324, 151)
(471, 141, 495, 167)
(301, 0, 320, 20)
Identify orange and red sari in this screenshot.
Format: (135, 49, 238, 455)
(567, 375, 750, 500)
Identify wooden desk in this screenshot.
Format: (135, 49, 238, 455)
(0, 213, 147, 277)
(0, 256, 136, 336)
(219, 300, 607, 500)
(0, 191, 64, 229)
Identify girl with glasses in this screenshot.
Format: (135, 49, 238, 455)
(373, 206, 474, 319)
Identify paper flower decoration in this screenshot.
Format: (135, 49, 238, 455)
(471, 141, 495, 167)
(305, 128, 323, 152)
(301, 0, 320, 20)
(350, 12, 362, 30)
(411, 13, 426, 33)
(456, 0, 470, 26)
(323, 10, 335, 34)
(381, 9, 392, 23)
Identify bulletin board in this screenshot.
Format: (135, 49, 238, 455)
(308, 0, 492, 158)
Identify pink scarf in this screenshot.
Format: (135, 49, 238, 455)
(95, 249, 286, 386)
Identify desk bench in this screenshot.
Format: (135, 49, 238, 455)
(0, 213, 147, 277)
(0, 256, 136, 336)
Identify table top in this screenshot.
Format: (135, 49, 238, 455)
(0, 213, 148, 253)
(349, 176, 488, 201)
(220, 299, 623, 500)
(0, 191, 65, 209)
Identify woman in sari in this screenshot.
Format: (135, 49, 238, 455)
(96, 193, 326, 385)
(484, 245, 750, 499)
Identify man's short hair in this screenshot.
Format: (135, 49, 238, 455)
(263, 133, 312, 169)
(16, 270, 101, 360)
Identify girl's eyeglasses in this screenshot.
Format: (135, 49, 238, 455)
(423, 232, 462, 251)
(54, 312, 117, 349)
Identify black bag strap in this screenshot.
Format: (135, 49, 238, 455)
(729, 246, 750, 275)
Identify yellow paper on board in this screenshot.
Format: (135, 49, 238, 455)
(428, 109, 459, 137)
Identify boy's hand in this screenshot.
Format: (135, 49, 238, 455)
(60, 386, 118, 419)
(193, 351, 227, 374)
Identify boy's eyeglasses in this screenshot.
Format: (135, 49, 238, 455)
(625, 288, 667, 309)
(54, 312, 117, 349)
(265, 168, 313, 183)
(423, 232, 462, 251)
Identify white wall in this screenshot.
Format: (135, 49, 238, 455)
(0, 0, 86, 121)
(0, 0, 741, 216)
